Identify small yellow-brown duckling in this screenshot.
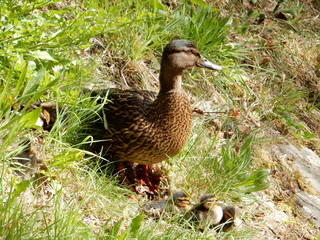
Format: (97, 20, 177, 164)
(218, 205, 241, 232)
(22, 101, 59, 131)
(143, 191, 192, 218)
(191, 194, 224, 229)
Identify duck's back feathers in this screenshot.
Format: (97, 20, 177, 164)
(93, 88, 157, 131)
(97, 88, 191, 164)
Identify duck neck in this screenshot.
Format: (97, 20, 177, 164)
(159, 64, 183, 95)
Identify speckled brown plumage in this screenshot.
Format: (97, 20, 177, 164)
(101, 89, 191, 164)
(93, 40, 222, 166)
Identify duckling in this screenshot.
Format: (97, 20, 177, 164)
(12, 101, 58, 131)
(190, 194, 224, 230)
(142, 191, 192, 218)
(90, 40, 222, 193)
(218, 205, 241, 232)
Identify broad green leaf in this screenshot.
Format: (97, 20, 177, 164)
(236, 170, 270, 192)
(130, 214, 143, 238)
(18, 107, 41, 128)
(20, 74, 60, 106)
(30, 50, 56, 61)
(13, 180, 30, 197)
(302, 130, 314, 139)
(22, 68, 45, 96)
(118, 232, 128, 240)
(107, 218, 124, 238)
(51, 149, 84, 167)
(150, 0, 167, 11)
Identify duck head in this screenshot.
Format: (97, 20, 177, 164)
(199, 194, 218, 209)
(159, 40, 222, 93)
(161, 40, 222, 71)
(171, 191, 192, 209)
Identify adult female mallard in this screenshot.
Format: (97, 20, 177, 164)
(92, 40, 222, 193)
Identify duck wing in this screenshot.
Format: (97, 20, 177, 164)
(92, 88, 157, 131)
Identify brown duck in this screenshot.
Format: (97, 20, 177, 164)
(91, 40, 222, 192)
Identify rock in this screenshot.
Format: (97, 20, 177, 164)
(277, 144, 320, 193)
(275, 144, 320, 228)
(295, 191, 320, 228)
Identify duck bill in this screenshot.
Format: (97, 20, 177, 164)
(197, 55, 223, 71)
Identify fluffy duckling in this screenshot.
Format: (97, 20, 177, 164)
(191, 194, 224, 229)
(143, 191, 192, 218)
(218, 205, 241, 232)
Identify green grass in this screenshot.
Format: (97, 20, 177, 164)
(0, 0, 319, 239)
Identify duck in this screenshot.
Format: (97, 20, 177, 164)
(142, 191, 192, 218)
(218, 205, 241, 232)
(90, 40, 222, 193)
(190, 194, 224, 230)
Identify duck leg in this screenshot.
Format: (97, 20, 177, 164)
(135, 164, 163, 194)
(142, 165, 158, 193)
(116, 162, 163, 195)
(117, 162, 127, 183)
